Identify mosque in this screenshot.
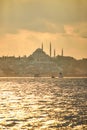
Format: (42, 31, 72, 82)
(27, 42, 63, 77)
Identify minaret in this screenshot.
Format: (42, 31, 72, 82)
(41, 43, 43, 51)
(50, 42, 52, 57)
(54, 49, 56, 57)
(61, 48, 63, 56)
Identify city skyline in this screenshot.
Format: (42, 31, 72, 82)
(0, 0, 87, 59)
(0, 42, 64, 58)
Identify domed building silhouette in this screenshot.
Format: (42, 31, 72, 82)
(27, 43, 60, 77)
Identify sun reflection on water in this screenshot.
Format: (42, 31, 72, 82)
(0, 78, 87, 130)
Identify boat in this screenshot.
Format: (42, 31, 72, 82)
(34, 73, 40, 77)
(58, 72, 63, 78)
(51, 75, 55, 78)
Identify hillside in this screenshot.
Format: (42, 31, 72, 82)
(0, 49, 87, 77)
(53, 56, 87, 77)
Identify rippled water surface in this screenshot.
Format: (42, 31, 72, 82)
(0, 77, 87, 130)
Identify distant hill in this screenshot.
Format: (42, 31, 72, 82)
(53, 55, 87, 77)
(0, 48, 87, 77)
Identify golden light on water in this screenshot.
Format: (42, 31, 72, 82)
(0, 77, 87, 129)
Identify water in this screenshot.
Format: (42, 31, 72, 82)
(0, 77, 87, 130)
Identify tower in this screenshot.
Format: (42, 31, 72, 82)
(41, 43, 43, 51)
(54, 49, 56, 57)
(50, 42, 52, 57)
(61, 48, 63, 56)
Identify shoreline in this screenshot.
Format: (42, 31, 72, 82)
(0, 76, 87, 79)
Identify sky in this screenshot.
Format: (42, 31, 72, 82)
(0, 0, 87, 59)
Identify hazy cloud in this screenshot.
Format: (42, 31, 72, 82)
(80, 32, 87, 38)
(73, 23, 87, 38)
(0, 0, 87, 34)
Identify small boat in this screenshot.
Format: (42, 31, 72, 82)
(58, 72, 63, 78)
(51, 75, 55, 78)
(34, 74, 40, 77)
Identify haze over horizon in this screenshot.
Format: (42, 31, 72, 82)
(0, 0, 87, 59)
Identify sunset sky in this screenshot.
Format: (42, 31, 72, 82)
(0, 0, 87, 59)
